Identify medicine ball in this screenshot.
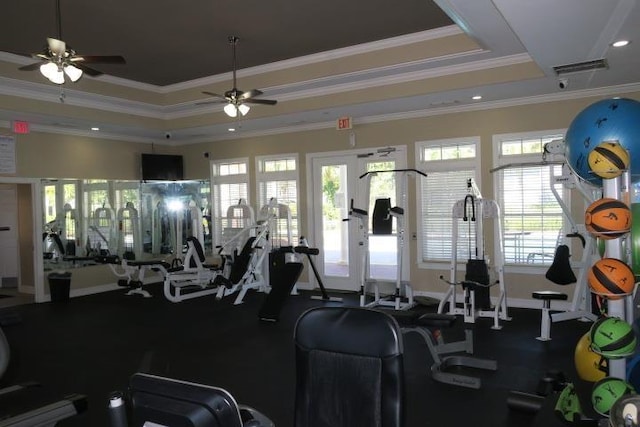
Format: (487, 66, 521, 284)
(565, 98, 640, 186)
(591, 376, 636, 416)
(588, 257, 635, 299)
(585, 198, 631, 240)
(554, 383, 583, 424)
(574, 332, 608, 382)
(588, 141, 630, 179)
(589, 316, 636, 359)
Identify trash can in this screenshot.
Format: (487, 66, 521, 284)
(48, 272, 72, 302)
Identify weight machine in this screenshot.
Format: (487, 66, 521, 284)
(161, 237, 221, 303)
(213, 218, 270, 305)
(349, 168, 426, 310)
(437, 179, 510, 329)
(523, 141, 599, 340)
(86, 203, 116, 256)
(116, 202, 142, 261)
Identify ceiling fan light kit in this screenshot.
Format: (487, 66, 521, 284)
(223, 103, 250, 118)
(40, 61, 83, 84)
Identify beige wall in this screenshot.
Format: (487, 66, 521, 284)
(181, 93, 640, 303)
(3, 91, 639, 303)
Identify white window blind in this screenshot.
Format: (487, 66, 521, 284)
(416, 138, 480, 263)
(494, 132, 565, 266)
(421, 169, 477, 261)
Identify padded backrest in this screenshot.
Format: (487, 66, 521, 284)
(372, 198, 393, 235)
(186, 236, 206, 268)
(228, 237, 256, 284)
(294, 307, 404, 427)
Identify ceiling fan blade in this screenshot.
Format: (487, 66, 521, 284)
(19, 62, 46, 71)
(196, 100, 227, 106)
(202, 91, 227, 99)
(72, 55, 126, 64)
(239, 89, 263, 100)
(74, 63, 103, 77)
(47, 37, 66, 56)
(244, 98, 278, 106)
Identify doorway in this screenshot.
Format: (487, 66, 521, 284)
(0, 178, 43, 306)
(308, 146, 407, 292)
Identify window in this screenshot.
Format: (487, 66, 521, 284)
(493, 130, 566, 267)
(256, 154, 299, 245)
(416, 138, 480, 264)
(211, 158, 250, 247)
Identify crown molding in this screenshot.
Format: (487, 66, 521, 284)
(2, 50, 524, 122)
(0, 76, 163, 118)
(195, 82, 640, 144)
(358, 82, 640, 124)
(164, 52, 525, 120)
(1, 26, 463, 94)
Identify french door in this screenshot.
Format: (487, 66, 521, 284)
(309, 147, 407, 291)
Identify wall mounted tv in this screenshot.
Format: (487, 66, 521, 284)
(141, 153, 184, 181)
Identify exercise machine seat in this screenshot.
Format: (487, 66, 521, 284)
(545, 244, 577, 285)
(294, 306, 404, 427)
(113, 372, 273, 427)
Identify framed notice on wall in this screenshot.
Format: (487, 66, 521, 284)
(0, 135, 16, 174)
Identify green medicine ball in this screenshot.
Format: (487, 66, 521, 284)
(589, 317, 637, 359)
(591, 377, 636, 416)
(554, 383, 583, 424)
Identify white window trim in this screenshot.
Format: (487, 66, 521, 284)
(255, 153, 300, 238)
(415, 137, 481, 269)
(210, 157, 250, 247)
(492, 129, 567, 275)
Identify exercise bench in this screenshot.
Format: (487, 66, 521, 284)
(532, 291, 568, 341)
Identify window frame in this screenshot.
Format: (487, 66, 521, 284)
(255, 153, 300, 245)
(210, 157, 250, 248)
(492, 129, 568, 274)
(415, 137, 481, 269)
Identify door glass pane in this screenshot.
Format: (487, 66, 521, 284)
(366, 161, 397, 281)
(321, 164, 349, 277)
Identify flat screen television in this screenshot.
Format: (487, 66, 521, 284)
(141, 153, 184, 181)
(128, 373, 243, 427)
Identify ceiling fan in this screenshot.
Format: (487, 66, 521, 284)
(200, 36, 277, 118)
(18, 0, 126, 84)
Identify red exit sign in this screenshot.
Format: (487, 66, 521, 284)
(336, 116, 352, 130)
(12, 121, 30, 134)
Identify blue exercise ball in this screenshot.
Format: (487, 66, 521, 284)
(566, 98, 640, 185)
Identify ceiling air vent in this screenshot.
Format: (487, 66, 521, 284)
(553, 59, 608, 75)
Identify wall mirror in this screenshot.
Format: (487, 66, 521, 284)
(41, 179, 211, 271)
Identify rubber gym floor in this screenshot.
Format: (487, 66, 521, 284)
(1, 283, 594, 427)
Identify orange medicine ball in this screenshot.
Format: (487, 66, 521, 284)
(585, 198, 631, 240)
(588, 257, 635, 298)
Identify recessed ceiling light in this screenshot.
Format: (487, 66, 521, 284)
(91, 127, 99, 131)
(472, 95, 482, 100)
(228, 128, 236, 132)
(612, 40, 630, 48)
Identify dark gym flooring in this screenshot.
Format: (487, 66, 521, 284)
(0, 283, 595, 427)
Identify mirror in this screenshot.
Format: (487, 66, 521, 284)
(42, 179, 211, 271)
